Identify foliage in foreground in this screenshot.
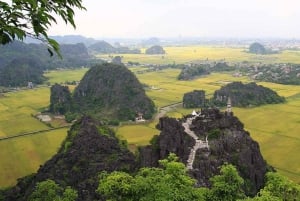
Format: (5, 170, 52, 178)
(0, 0, 85, 55)
(98, 153, 206, 200)
(28, 179, 77, 201)
(98, 153, 300, 201)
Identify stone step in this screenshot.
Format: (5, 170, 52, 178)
(183, 116, 210, 170)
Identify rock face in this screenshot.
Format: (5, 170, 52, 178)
(49, 84, 72, 114)
(213, 81, 285, 107)
(72, 63, 155, 120)
(183, 90, 206, 108)
(4, 116, 137, 201)
(145, 45, 165, 54)
(139, 108, 268, 196)
(249, 42, 266, 54)
(139, 117, 195, 167)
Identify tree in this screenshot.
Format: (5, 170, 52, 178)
(242, 172, 300, 201)
(206, 163, 245, 201)
(28, 179, 78, 201)
(97, 153, 206, 201)
(0, 0, 85, 55)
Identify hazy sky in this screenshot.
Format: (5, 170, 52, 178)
(48, 0, 300, 38)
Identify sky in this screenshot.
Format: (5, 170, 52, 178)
(48, 0, 300, 39)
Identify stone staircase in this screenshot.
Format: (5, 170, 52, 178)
(182, 116, 209, 170)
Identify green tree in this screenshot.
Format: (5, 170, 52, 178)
(61, 186, 78, 201)
(0, 0, 85, 55)
(206, 163, 245, 201)
(97, 153, 206, 201)
(263, 172, 300, 200)
(242, 190, 282, 201)
(28, 179, 77, 201)
(243, 172, 300, 201)
(241, 172, 300, 201)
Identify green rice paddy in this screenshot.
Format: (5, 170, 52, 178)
(1, 47, 300, 187)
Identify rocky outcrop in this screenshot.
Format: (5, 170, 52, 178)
(139, 108, 268, 196)
(111, 56, 122, 64)
(72, 63, 155, 121)
(145, 45, 165, 54)
(49, 84, 72, 114)
(3, 116, 137, 201)
(139, 117, 194, 166)
(213, 81, 285, 107)
(177, 65, 210, 80)
(183, 90, 206, 108)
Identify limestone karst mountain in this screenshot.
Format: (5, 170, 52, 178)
(72, 63, 155, 121)
(249, 42, 266, 54)
(145, 45, 166, 54)
(139, 108, 269, 196)
(3, 116, 137, 201)
(2, 108, 271, 200)
(213, 81, 285, 107)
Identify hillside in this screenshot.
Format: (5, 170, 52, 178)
(0, 58, 46, 87)
(51, 63, 156, 121)
(249, 42, 266, 54)
(2, 110, 298, 200)
(88, 40, 115, 53)
(139, 108, 269, 196)
(0, 41, 92, 71)
(2, 116, 137, 201)
(145, 45, 166, 54)
(212, 82, 285, 107)
(88, 40, 140, 54)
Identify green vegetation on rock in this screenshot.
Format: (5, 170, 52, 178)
(178, 64, 210, 80)
(183, 90, 206, 108)
(49, 84, 72, 115)
(213, 82, 285, 107)
(70, 63, 155, 121)
(0, 41, 92, 72)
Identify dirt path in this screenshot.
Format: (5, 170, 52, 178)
(155, 102, 183, 120)
(0, 126, 70, 141)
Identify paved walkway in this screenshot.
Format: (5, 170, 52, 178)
(182, 115, 209, 170)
